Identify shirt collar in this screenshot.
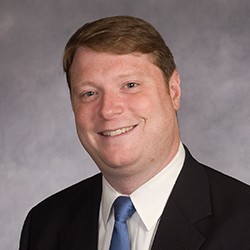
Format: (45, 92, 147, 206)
(101, 142, 185, 230)
(101, 177, 122, 228)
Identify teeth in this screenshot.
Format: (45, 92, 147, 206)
(102, 126, 134, 136)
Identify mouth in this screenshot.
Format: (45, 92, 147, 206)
(100, 125, 136, 137)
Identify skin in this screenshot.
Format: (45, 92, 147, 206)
(69, 47, 181, 194)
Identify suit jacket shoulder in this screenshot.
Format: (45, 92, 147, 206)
(19, 173, 102, 250)
(152, 147, 250, 250)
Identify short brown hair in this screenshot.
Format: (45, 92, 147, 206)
(63, 16, 176, 88)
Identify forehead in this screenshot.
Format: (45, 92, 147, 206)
(69, 48, 170, 96)
(70, 48, 159, 78)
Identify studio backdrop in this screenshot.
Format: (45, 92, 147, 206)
(1, 0, 250, 249)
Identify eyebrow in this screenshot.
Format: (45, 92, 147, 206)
(116, 70, 147, 79)
(74, 69, 149, 89)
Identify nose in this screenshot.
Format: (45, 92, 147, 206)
(98, 93, 124, 120)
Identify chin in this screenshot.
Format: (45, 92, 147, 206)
(102, 156, 139, 170)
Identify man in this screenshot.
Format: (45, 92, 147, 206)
(19, 16, 250, 250)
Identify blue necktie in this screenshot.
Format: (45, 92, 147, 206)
(109, 196, 135, 250)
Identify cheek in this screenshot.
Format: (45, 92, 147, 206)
(74, 113, 97, 151)
(146, 95, 174, 128)
(129, 94, 156, 115)
(74, 107, 95, 133)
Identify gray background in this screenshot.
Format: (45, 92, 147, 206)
(1, 0, 250, 249)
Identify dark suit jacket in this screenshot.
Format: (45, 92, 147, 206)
(19, 148, 250, 249)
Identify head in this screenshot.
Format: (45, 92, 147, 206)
(63, 16, 181, 193)
(63, 15, 176, 90)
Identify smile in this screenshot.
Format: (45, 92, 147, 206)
(101, 126, 135, 137)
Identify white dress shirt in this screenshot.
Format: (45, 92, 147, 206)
(98, 142, 185, 250)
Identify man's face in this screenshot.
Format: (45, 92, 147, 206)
(70, 48, 181, 184)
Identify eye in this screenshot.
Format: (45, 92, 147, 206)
(125, 82, 138, 89)
(78, 90, 97, 102)
(83, 91, 95, 97)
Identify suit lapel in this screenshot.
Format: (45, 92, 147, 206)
(152, 148, 212, 250)
(59, 174, 102, 250)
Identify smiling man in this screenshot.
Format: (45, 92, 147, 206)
(70, 49, 181, 195)
(19, 16, 250, 250)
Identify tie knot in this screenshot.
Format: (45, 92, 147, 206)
(113, 196, 135, 223)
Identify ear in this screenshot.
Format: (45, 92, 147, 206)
(169, 70, 181, 111)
